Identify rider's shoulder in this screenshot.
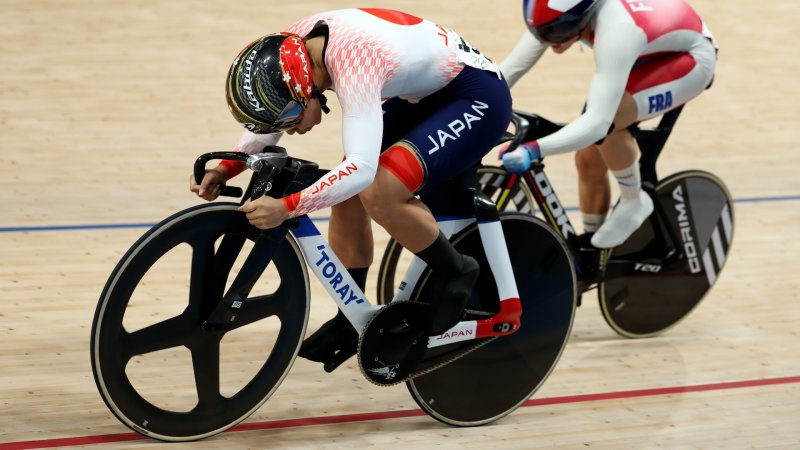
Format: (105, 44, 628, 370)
(593, 0, 646, 34)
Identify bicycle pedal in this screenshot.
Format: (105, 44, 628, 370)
(357, 301, 429, 386)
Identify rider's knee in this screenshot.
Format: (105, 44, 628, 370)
(574, 147, 607, 180)
(360, 166, 418, 224)
(358, 185, 393, 225)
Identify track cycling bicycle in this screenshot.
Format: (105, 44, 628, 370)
(90, 147, 577, 441)
(378, 106, 735, 338)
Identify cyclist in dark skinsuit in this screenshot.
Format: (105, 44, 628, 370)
(500, 0, 717, 248)
(190, 8, 512, 369)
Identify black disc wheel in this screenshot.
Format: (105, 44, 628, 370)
(90, 203, 309, 441)
(599, 171, 734, 337)
(407, 213, 576, 426)
(376, 166, 535, 305)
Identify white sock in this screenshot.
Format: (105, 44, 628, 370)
(581, 212, 607, 233)
(611, 163, 642, 201)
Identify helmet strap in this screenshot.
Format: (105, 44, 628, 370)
(313, 88, 331, 114)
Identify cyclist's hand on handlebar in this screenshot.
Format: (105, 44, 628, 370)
(501, 141, 541, 174)
(239, 196, 290, 230)
(189, 167, 229, 201)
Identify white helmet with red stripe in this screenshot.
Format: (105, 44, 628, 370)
(523, 0, 599, 44)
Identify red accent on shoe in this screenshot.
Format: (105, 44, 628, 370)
(476, 297, 522, 338)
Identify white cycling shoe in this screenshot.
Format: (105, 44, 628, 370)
(591, 191, 654, 249)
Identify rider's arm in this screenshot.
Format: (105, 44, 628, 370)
(498, 31, 547, 88)
(282, 91, 383, 217)
(282, 115, 381, 217)
(537, 25, 645, 156)
(218, 131, 283, 178)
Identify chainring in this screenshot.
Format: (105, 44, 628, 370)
(357, 301, 429, 386)
(357, 301, 497, 387)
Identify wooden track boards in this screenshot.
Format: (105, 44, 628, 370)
(1, 1, 798, 448)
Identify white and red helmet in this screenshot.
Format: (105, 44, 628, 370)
(523, 0, 599, 44)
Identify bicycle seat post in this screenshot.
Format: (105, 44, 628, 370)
(635, 105, 684, 185)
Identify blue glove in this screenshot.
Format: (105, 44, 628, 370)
(501, 141, 541, 173)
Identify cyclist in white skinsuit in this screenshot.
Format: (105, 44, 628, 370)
(500, 0, 717, 248)
(191, 8, 512, 369)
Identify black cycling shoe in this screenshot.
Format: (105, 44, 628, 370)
(575, 232, 602, 307)
(426, 255, 480, 336)
(578, 231, 595, 250)
(298, 310, 358, 373)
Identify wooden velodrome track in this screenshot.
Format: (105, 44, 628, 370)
(1, 0, 798, 448)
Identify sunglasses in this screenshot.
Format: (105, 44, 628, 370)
(272, 87, 331, 131)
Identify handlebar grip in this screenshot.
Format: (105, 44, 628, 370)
(220, 185, 243, 198)
(193, 151, 250, 199)
(194, 152, 248, 185)
(505, 113, 531, 153)
(193, 159, 207, 187)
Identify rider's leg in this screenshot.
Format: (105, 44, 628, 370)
(296, 266, 366, 368)
(575, 145, 610, 245)
(590, 94, 654, 248)
(359, 165, 480, 335)
(328, 195, 374, 268)
(591, 123, 654, 247)
(592, 45, 716, 248)
(372, 66, 511, 335)
(298, 197, 372, 368)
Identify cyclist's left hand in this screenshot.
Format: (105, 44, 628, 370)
(240, 196, 290, 229)
(501, 141, 541, 174)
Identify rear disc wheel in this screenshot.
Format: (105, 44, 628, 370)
(599, 171, 734, 337)
(407, 214, 576, 425)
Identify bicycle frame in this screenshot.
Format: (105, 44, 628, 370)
(90, 143, 579, 439)
(292, 208, 523, 348)
(489, 107, 690, 289)
(197, 150, 524, 351)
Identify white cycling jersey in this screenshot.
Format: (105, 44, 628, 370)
(500, 0, 716, 156)
(234, 8, 498, 216)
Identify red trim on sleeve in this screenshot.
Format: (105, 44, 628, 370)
(218, 160, 246, 178)
(283, 192, 301, 213)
